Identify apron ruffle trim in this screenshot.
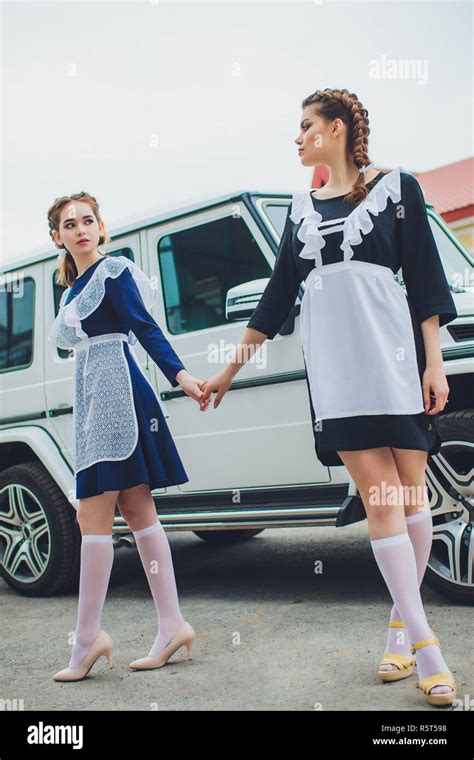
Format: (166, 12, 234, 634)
(48, 255, 156, 346)
(290, 166, 409, 267)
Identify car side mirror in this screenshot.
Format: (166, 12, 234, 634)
(225, 279, 300, 336)
(225, 279, 269, 321)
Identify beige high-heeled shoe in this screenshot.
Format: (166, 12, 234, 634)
(129, 622, 195, 670)
(53, 630, 114, 682)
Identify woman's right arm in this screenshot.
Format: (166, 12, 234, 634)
(245, 203, 301, 340)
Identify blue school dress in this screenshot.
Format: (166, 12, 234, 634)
(247, 167, 458, 467)
(48, 254, 189, 498)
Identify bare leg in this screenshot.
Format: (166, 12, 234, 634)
(75, 490, 119, 534)
(337, 447, 407, 540)
(391, 448, 430, 519)
(116, 482, 160, 533)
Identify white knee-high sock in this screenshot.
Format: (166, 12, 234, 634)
(69, 534, 114, 669)
(132, 521, 185, 658)
(371, 532, 453, 694)
(386, 509, 433, 655)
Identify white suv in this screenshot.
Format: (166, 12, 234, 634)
(1, 191, 473, 602)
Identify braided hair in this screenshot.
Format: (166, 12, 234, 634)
(301, 88, 373, 205)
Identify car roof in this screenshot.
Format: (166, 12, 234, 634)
(0, 190, 292, 274)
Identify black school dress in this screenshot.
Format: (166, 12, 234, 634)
(247, 168, 458, 467)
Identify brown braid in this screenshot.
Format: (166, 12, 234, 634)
(47, 191, 110, 287)
(301, 88, 373, 205)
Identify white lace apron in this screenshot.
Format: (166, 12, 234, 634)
(291, 166, 425, 423)
(48, 256, 170, 474)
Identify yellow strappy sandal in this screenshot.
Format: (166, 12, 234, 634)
(378, 621, 415, 682)
(411, 636, 457, 706)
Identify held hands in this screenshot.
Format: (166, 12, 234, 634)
(175, 367, 233, 411)
(198, 368, 233, 410)
(422, 364, 450, 415)
(175, 369, 208, 407)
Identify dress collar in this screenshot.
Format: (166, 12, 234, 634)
(75, 256, 107, 282)
(290, 166, 409, 267)
(49, 255, 157, 347)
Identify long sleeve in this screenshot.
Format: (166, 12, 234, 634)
(105, 266, 186, 387)
(247, 203, 302, 339)
(395, 172, 457, 328)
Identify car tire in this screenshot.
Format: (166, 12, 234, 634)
(0, 462, 81, 597)
(424, 408, 474, 603)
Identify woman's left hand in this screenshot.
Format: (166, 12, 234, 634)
(422, 364, 450, 415)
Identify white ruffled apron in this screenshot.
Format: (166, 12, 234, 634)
(291, 166, 425, 423)
(48, 256, 170, 475)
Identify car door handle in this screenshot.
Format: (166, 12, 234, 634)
(48, 406, 73, 417)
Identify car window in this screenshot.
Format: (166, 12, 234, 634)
(262, 202, 291, 237)
(0, 277, 35, 371)
(158, 215, 272, 335)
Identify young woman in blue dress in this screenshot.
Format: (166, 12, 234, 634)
(47, 191, 211, 681)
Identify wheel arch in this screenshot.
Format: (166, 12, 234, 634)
(0, 425, 74, 504)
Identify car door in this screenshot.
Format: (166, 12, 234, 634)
(145, 198, 331, 491)
(0, 264, 43, 431)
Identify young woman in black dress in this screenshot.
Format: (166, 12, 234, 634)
(199, 88, 458, 707)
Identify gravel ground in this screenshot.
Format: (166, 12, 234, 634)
(1, 522, 472, 711)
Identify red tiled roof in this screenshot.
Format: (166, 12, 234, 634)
(413, 157, 474, 215)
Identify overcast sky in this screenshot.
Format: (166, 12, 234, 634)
(2, 0, 472, 264)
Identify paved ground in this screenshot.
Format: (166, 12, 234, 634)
(1, 522, 472, 711)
